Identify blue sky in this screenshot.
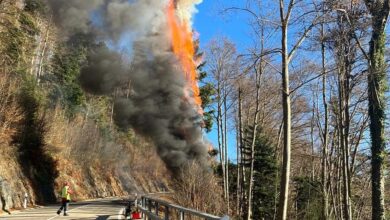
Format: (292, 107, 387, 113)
(194, 1, 253, 51)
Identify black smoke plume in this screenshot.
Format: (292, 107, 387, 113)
(46, 0, 208, 171)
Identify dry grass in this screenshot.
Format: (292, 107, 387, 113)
(0, 74, 23, 143)
(0, 73, 38, 208)
(169, 162, 225, 217)
(44, 105, 172, 198)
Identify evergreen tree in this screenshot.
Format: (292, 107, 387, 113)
(293, 177, 322, 220)
(194, 40, 215, 133)
(49, 33, 98, 115)
(252, 131, 278, 219)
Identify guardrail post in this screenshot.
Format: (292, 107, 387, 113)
(23, 192, 28, 209)
(164, 206, 169, 220)
(180, 211, 184, 220)
(141, 197, 145, 219)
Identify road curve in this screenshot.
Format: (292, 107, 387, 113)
(0, 198, 129, 220)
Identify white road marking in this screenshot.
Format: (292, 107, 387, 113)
(46, 204, 91, 220)
(118, 208, 125, 220)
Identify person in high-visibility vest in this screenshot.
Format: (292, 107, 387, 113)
(56, 182, 72, 216)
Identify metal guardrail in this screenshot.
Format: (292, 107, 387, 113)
(138, 195, 227, 220)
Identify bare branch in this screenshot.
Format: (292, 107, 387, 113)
(285, 0, 296, 22)
(335, 9, 370, 61)
(223, 7, 281, 27)
(288, 20, 318, 61)
(289, 67, 337, 94)
(223, 7, 260, 21)
(280, 0, 285, 23)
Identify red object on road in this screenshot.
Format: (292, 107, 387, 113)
(131, 212, 142, 219)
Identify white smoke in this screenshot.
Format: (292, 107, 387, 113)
(176, 0, 203, 26)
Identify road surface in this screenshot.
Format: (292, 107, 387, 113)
(0, 198, 131, 220)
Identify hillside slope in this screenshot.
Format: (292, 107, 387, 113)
(0, 0, 171, 213)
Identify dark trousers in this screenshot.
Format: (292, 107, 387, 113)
(58, 199, 69, 214)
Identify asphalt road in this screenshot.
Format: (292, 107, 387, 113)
(0, 198, 131, 220)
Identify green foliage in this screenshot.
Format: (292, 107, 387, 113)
(215, 127, 278, 219)
(1, 7, 39, 66)
(213, 160, 238, 198)
(293, 177, 322, 220)
(50, 38, 90, 116)
(194, 39, 216, 132)
(20, 73, 46, 109)
(200, 82, 215, 108)
(3, 27, 26, 63)
(90, 97, 113, 128)
(252, 131, 278, 219)
(202, 110, 214, 132)
(197, 61, 216, 133)
(197, 62, 207, 80)
(49, 34, 110, 117)
(19, 12, 39, 35)
(240, 125, 255, 168)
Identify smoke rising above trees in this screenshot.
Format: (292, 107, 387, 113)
(45, 0, 207, 171)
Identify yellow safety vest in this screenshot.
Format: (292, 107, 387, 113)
(61, 186, 71, 200)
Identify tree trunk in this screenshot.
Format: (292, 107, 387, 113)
(310, 99, 315, 181)
(236, 120, 241, 216)
(337, 149, 343, 220)
(334, 13, 353, 218)
(37, 21, 51, 84)
(246, 65, 261, 220)
(238, 86, 245, 217)
(321, 22, 329, 219)
(337, 59, 352, 220)
(217, 78, 226, 201)
(277, 20, 291, 220)
(365, 3, 389, 218)
(224, 87, 230, 213)
(274, 122, 283, 220)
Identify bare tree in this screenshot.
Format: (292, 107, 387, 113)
(207, 38, 238, 211)
(277, 1, 320, 218)
(320, 16, 329, 220)
(171, 162, 225, 216)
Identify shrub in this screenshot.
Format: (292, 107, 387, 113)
(171, 162, 225, 216)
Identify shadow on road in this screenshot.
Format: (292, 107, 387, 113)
(95, 215, 110, 220)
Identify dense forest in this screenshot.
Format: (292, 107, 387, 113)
(1, 0, 390, 220)
(204, 0, 390, 220)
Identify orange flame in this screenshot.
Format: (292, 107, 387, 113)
(167, 0, 203, 114)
